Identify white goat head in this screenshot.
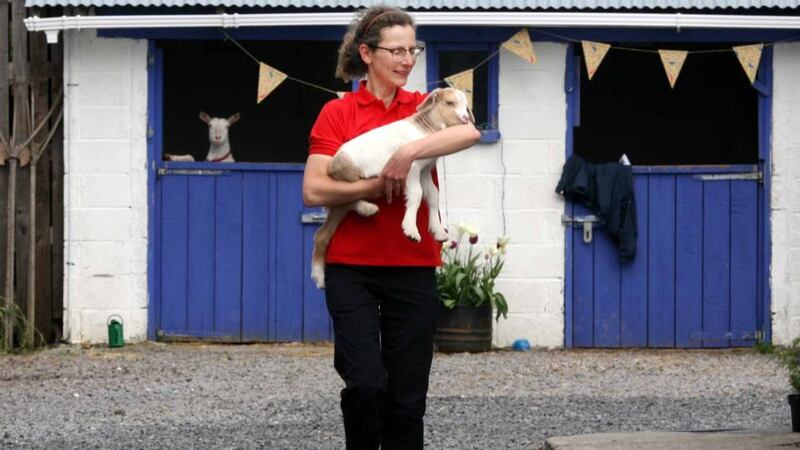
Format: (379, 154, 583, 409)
(200, 112, 240, 147)
(416, 88, 474, 129)
(198, 111, 240, 162)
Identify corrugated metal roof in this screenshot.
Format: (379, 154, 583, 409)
(24, 0, 800, 9)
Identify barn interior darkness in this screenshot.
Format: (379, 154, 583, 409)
(161, 39, 349, 163)
(574, 42, 759, 166)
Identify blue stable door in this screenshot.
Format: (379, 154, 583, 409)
(566, 166, 765, 348)
(563, 43, 772, 348)
(154, 163, 331, 342)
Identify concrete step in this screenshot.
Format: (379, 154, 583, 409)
(545, 428, 800, 449)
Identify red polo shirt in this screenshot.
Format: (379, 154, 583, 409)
(308, 82, 442, 267)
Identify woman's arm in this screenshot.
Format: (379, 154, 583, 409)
(302, 154, 383, 207)
(380, 123, 481, 201)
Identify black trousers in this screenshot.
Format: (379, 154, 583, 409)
(324, 264, 439, 450)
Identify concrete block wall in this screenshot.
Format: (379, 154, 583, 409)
(771, 42, 800, 345)
(437, 43, 568, 348)
(63, 31, 149, 343)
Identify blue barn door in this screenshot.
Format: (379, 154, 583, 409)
(154, 163, 331, 342)
(564, 45, 772, 348)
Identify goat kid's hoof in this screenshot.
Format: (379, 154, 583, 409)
(403, 225, 422, 243)
(432, 229, 449, 242)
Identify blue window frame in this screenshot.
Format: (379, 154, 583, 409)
(426, 42, 500, 143)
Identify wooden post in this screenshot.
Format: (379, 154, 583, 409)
(0, 0, 9, 346)
(27, 28, 49, 347)
(51, 40, 64, 342)
(5, 0, 30, 349)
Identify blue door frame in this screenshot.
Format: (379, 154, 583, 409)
(146, 39, 332, 342)
(563, 33, 774, 348)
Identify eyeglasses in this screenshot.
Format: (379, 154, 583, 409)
(370, 45, 425, 61)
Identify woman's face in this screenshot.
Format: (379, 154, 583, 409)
(363, 24, 417, 88)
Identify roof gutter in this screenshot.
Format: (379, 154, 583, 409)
(25, 11, 800, 44)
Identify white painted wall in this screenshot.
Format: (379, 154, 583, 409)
(438, 43, 568, 348)
(63, 30, 149, 344)
(770, 42, 800, 345)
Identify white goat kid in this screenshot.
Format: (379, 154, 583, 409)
(164, 112, 240, 162)
(311, 87, 474, 289)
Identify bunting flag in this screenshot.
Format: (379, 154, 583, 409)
(336, 91, 347, 99)
(502, 28, 537, 65)
(581, 41, 611, 80)
(658, 50, 688, 89)
(445, 69, 474, 110)
(733, 44, 763, 84)
(257, 62, 287, 104)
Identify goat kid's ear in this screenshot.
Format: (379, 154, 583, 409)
(416, 88, 441, 113)
(199, 112, 211, 124)
(227, 113, 241, 125)
(467, 106, 475, 124)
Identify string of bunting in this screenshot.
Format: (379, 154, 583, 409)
(221, 28, 798, 104)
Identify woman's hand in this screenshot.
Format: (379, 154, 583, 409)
(380, 145, 414, 203)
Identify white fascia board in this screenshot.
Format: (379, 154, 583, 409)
(26, 11, 800, 43)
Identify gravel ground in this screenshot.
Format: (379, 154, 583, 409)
(0, 343, 790, 449)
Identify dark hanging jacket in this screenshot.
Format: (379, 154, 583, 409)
(556, 154, 637, 261)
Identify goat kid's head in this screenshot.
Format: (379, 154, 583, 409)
(416, 88, 474, 128)
(200, 112, 240, 146)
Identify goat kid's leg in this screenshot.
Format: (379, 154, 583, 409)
(401, 163, 424, 242)
(421, 166, 449, 242)
(311, 205, 350, 289)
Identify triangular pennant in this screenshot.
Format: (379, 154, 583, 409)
(444, 69, 474, 110)
(257, 62, 287, 104)
(581, 40, 611, 80)
(336, 91, 347, 99)
(658, 50, 688, 89)
(733, 44, 763, 84)
(502, 28, 537, 65)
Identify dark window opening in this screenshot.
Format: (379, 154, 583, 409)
(574, 42, 758, 166)
(437, 50, 491, 130)
(161, 40, 349, 163)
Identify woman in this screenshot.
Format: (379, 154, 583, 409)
(302, 6, 481, 449)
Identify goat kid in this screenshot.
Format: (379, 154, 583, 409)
(164, 112, 240, 162)
(311, 87, 474, 289)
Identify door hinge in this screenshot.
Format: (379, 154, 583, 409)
(301, 212, 327, 224)
(693, 171, 762, 183)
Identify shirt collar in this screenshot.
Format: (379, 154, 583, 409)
(355, 80, 414, 107)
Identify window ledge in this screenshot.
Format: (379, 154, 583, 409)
(478, 129, 501, 144)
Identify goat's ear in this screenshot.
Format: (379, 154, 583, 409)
(416, 88, 441, 114)
(199, 112, 211, 124)
(227, 113, 241, 125)
(467, 106, 475, 124)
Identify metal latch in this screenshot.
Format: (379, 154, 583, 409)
(561, 214, 600, 244)
(693, 171, 762, 183)
(301, 212, 327, 224)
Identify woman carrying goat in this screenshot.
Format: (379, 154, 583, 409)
(302, 5, 480, 450)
